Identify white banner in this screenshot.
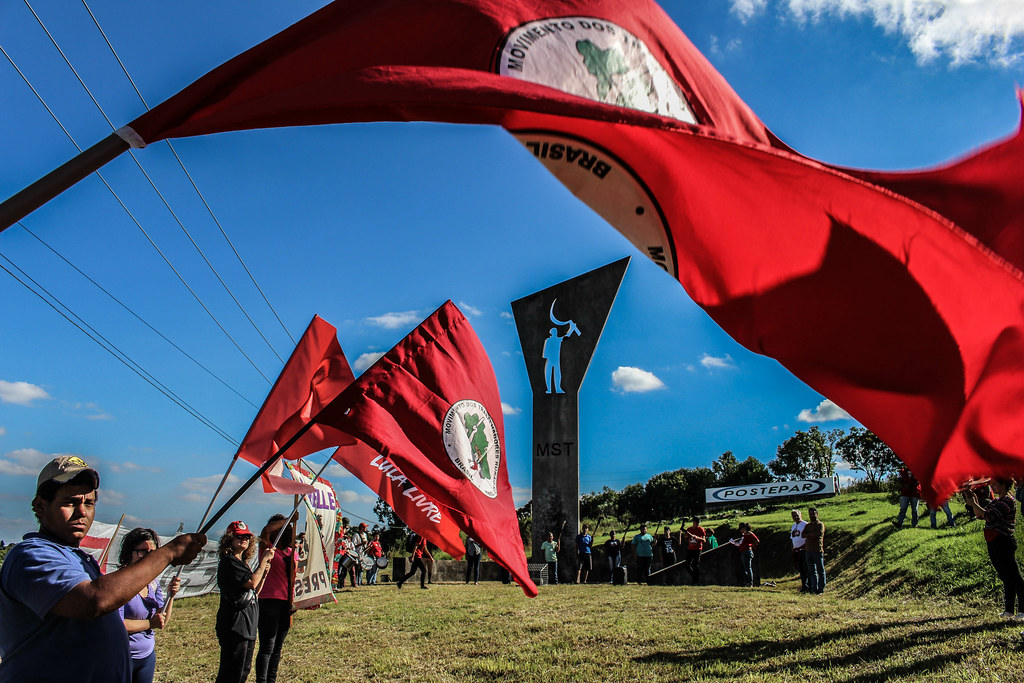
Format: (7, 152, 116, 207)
(289, 463, 338, 609)
(81, 520, 220, 599)
(705, 477, 838, 504)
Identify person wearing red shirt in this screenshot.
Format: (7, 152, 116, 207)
(733, 523, 760, 587)
(893, 466, 922, 528)
(396, 536, 432, 590)
(256, 514, 295, 683)
(365, 533, 384, 586)
(681, 517, 707, 585)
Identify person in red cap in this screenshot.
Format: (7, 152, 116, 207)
(0, 456, 205, 683)
(216, 520, 275, 683)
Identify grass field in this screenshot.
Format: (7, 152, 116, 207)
(159, 582, 1024, 682)
(153, 493, 1024, 682)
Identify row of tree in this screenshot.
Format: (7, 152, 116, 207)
(578, 425, 902, 523)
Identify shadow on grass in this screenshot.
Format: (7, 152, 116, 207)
(633, 615, 1010, 680)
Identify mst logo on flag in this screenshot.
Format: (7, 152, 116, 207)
(442, 399, 500, 499)
(497, 17, 695, 123)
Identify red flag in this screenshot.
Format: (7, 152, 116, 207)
(118, 0, 1024, 503)
(236, 315, 357, 493)
(313, 301, 537, 596)
(331, 443, 466, 559)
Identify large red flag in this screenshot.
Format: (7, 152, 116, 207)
(236, 315, 358, 493)
(116, 0, 1024, 503)
(331, 444, 466, 559)
(313, 301, 537, 596)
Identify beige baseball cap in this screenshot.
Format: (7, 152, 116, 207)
(36, 455, 100, 493)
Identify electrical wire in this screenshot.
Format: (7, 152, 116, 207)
(80, 0, 297, 348)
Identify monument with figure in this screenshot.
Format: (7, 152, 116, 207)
(511, 257, 629, 583)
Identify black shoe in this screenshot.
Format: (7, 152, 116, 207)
(397, 580, 404, 589)
(421, 585, 429, 589)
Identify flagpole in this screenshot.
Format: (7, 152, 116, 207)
(270, 456, 333, 549)
(200, 421, 315, 535)
(0, 133, 129, 232)
(97, 512, 126, 570)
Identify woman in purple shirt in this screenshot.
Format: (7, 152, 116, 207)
(118, 528, 180, 683)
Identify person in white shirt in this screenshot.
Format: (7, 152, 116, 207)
(790, 509, 809, 592)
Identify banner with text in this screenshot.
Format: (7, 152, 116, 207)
(705, 477, 839, 504)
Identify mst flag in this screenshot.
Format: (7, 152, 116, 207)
(18, 0, 1024, 502)
(332, 444, 466, 559)
(314, 301, 537, 596)
(236, 315, 358, 493)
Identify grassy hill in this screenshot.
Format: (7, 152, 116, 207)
(583, 491, 1007, 601)
(142, 491, 1024, 681)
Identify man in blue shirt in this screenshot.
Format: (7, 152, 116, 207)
(575, 523, 593, 584)
(632, 524, 657, 584)
(0, 456, 206, 682)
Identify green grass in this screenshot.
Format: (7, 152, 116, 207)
(153, 493, 1024, 681)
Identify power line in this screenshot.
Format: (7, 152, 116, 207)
(1, 23, 272, 384)
(18, 222, 258, 409)
(22, 0, 282, 377)
(0, 253, 238, 445)
(80, 0, 297, 348)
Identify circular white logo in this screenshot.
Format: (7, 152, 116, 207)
(497, 17, 696, 124)
(442, 400, 501, 499)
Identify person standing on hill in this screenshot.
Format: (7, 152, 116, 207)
(631, 524, 656, 584)
(541, 531, 560, 585)
(964, 478, 1024, 619)
(732, 523, 760, 587)
(893, 466, 922, 528)
(660, 526, 677, 569)
(802, 508, 826, 594)
(682, 517, 707, 585)
(604, 531, 623, 583)
(790, 510, 809, 592)
(575, 524, 593, 584)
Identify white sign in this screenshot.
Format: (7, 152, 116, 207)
(705, 477, 838, 504)
(289, 464, 339, 609)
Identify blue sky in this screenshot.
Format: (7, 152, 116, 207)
(1, 0, 1022, 543)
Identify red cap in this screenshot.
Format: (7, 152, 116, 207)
(227, 520, 253, 537)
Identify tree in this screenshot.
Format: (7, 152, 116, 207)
(769, 427, 835, 479)
(645, 469, 689, 521)
(616, 483, 648, 528)
(679, 466, 716, 517)
(733, 457, 772, 486)
(580, 486, 619, 520)
(835, 427, 901, 491)
(712, 451, 740, 486)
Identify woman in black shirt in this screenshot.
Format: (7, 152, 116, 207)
(215, 521, 274, 683)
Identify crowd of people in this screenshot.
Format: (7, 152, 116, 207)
(9, 454, 1024, 681)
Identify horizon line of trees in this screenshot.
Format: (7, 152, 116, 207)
(571, 425, 903, 525)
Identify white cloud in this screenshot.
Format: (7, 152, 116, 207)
(181, 473, 241, 494)
(336, 490, 377, 504)
(354, 352, 385, 373)
(457, 301, 484, 317)
(365, 311, 420, 330)
(511, 486, 532, 506)
(101, 489, 127, 507)
(611, 366, 667, 393)
(324, 462, 355, 480)
(0, 426, 5, 436)
(0, 448, 63, 476)
(700, 353, 737, 370)
(501, 402, 521, 416)
(106, 461, 162, 474)
(797, 398, 853, 423)
(500, 311, 514, 320)
(731, 0, 768, 22)
(734, 0, 1024, 64)
(0, 381, 51, 406)
(85, 412, 114, 421)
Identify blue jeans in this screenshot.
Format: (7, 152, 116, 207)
(806, 551, 826, 593)
(546, 560, 558, 585)
(895, 496, 919, 527)
(130, 650, 156, 683)
(929, 503, 955, 528)
(740, 549, 755, 586)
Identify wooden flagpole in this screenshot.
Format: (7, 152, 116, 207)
(0, 134, 129, 233)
